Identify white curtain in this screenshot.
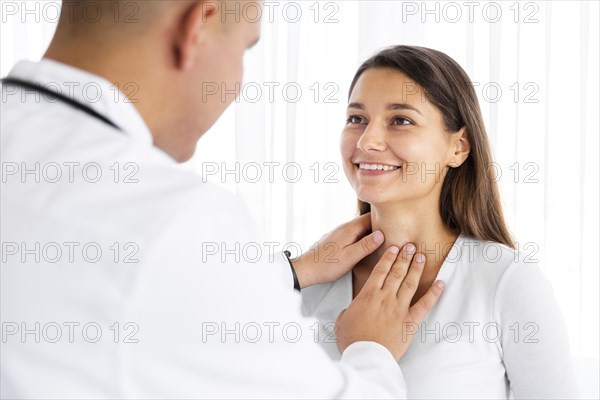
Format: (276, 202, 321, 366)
(2, 0, 598, 389)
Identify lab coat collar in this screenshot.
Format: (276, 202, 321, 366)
(7, 58, 154, 146)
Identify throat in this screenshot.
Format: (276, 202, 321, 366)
(351, 243, 453, 305)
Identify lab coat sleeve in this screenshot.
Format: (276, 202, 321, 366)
(119, 187, 407, 399)
(276, 251, 296, 292)
(494, 260, 580, 398)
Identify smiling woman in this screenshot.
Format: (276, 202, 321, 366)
(344, 46, 512, 249)
(301, 45, 580, 398)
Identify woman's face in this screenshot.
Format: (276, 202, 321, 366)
(341, 67, 460, 208)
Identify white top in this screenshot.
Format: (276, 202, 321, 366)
(302, 234, 581, 399)
(1, 59, 408, 398)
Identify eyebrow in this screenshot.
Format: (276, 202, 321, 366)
(347, 102, 423, 116)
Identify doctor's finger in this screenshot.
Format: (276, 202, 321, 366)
(409, 281, 445, 323)
(382, 243, 416, 293)
(343, 212, 372, 240)
(342, 230, 385, 267)
(362, 246, 400, 292)
(397, 253, 426, 303)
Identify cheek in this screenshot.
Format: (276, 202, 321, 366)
(340, 133, 355, 158)
(390, 134, 449, 187)
(416, 139, 450, 171)
(388, 133, 443, 164)
(340, 133, 358, 175)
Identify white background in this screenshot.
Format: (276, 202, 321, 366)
(1, 0, 598, 396)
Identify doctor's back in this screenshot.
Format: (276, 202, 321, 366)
(0, 58, 270, 397)
(0, 2, 287, 396)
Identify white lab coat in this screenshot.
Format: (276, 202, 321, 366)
(0, 59, 407, 399)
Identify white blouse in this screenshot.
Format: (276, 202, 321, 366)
(302, 234, 580, 399)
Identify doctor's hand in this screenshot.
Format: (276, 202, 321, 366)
(335, 244, 445, 362)
(291, 213, 384, 289)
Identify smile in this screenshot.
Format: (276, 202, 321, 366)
(356, 163, 401, 171)
(355, 163, 402, 176)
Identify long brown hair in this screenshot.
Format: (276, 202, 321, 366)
(350, 45, 514, 248)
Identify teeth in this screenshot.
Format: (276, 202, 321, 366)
(358, 163, 400, 171)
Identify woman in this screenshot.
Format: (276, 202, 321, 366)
(301, 46, 579, 398)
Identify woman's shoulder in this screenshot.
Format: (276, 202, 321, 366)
(454, 234, 551, 304)
(455, 234, 540, 274)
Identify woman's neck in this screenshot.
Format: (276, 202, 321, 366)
(352, 201, 459, 300)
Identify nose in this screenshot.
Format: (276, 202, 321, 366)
(356, 122, 387, 152)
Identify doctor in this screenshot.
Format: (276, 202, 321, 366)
(1, 1, 444, 398)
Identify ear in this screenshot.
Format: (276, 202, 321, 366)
(448, 127, 470, 168)
(175, 1, 219, 71)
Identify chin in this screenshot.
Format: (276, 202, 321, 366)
(355, 190, 391, 207)
(355, 186, 419, 208)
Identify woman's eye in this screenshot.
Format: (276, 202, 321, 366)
(392, 116, 413, 126)
(347, 115, 365, 124)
